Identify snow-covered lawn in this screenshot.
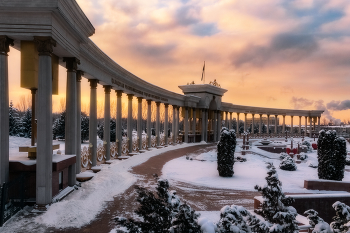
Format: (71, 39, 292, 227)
(162, 139, 350, 193)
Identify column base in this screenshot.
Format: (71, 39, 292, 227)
(33, 204, 49, 212)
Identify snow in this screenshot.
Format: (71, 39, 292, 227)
(162, 140, 350, 193)
(32, 142, 205, 229)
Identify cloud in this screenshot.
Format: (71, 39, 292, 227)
(314, 99, 341, 124)
(290, 97, 314, 109)
(175, 5, 201, 26)
(191, 23, 219, 36)
(232, 33, 318, 67)
(326, 100, 350, 111)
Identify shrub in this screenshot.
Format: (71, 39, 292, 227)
(279, 152, 289, 160)
(217, 127, 236, 177)
(330, 201, 350, 233)
(279, 156, 297, 171)
(304, 209, 332, 233)
(318, 130, 347, 181)
(302, 140, 312, 152)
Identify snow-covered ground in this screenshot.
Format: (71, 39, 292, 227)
(162, 138, 350, 193)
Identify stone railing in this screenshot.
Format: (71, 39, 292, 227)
(80, 133, 181, 168)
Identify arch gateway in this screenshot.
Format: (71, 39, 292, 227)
(0, 1, 323, 208)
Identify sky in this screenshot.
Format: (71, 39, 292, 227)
(7, 0, 350, 125)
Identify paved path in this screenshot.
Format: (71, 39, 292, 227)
(6, 144, 259, 233)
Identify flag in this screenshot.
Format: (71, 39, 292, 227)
(201, 61, 205, 81)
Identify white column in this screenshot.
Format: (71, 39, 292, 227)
(259, 114, 262, 135)
(192, 108, 196, 143)
(299, 116, 302, 136)
(267, 114, 270, 136)
(147, 100, 152, 147)
(318, 116, 321, 133)
(156, 102, 160, 146)
(0, 36, 13, 185)
(164, 104, 169, 145)
(252, 114, 255, 134)
(290, 116, 294, 136)
(89, 79, 98, 166)
(127, 94, 133, 153)
(282, 115, 286, 133)
(217, 110, 222, 140)
(137, 97, 142, 150)
(275, 115, 278, 135)
(244, 113, 247, 132)
(172, 105, 176, 144)
(213, 111, 217, 141)
(305, 116, 308, 137)
(116, 90, 123, 156)
(225, 112, 229, 128)
(309, 117, 312, 137)
(237, 113, 240, 135)
(229, 112, 232, 130)
(76, 70, 83, 174)
(201, 109, 205, 141)
(63, 57, 80, 186)
(176, 106, 180, 142)
(205, 109, 208, 141)
(34, 36, 56, 207)
(103, 85, 111, 160)
(184, 107, 189, 143)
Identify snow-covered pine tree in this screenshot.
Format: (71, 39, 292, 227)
(115, 175, 182, 233)
(318, 130, 346, 181)
(170, 203, 202, 233)
(217, 127, 236, 177)
(81, 113, 89, 142)
(304, 209, 332, 233)
(279, 156, 297, 171)
(330, 201, 350, 233)
(97, 119, 116, 142)
(254, 162, 298, 233)
(52, 111, 65, 140)
(18, 108, 32, 138)
(9, 100, 20, 136)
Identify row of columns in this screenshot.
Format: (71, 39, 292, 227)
(227, 112, 321, 137)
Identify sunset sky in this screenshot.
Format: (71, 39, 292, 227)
(7, 0, 350, 124)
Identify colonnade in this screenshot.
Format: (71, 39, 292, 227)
(223, 111, 321, 137)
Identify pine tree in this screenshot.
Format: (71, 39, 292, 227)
(254, 162, 298, 233)
(9, 100, 20, 136)
(18, 108, 32, 138)
(330, 201, 350, 233)
(217, 127, 237, 177)
(170, 203, 202, 233)
(97, 119, 116, 142)
(52, 111, 65, 140)
(304, 209, 332, 233)
(81, 113, 89, 143)
(318, 130, 346, 181)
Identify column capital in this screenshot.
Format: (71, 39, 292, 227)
(156, 101, 161, 106)
(237, 112, 240, 115)
(244, 113, 247, 116)
(137, 96, 143, 103)
(76, 70, 84, 82)
(34, 36, 57, 56)
(0, 35, 14, 55)
(127, 94, 134, 100)
(275, 114, 278, 117)
(267, 114, 270, 117)
(259, 114, 263, 117)
(291, 115, 294, 118)
(63, 57, 81, 72)
(299, 116, 302, 118)
(89, 79, 99, 89)
(103, 85, 112, 94)
(147, 99, 152, 104)
(115, 90, 123, 96)
(252, 113, 255, 116)
(164, 103, 169, 107)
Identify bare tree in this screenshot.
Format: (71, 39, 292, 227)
(59, 97, 66, 112)
(16, 94, 31, 113)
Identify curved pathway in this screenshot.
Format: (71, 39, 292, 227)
(6, 144, 259, 233)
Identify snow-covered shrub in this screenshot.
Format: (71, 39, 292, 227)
(279, 156, 297, 171)
(308, 162, 318, 168)
(330, 201, 350, 233)
(18, 108, 32, 138)
(217, 127, 236, 177)
(254, 162, 298, 232)
(9, 101, 20, 136)
(170, 203, 202, 233)
(304, 209, 331, 233)
(318, 130, 347, 181)
(279, 152, 289, 160)
(299, 152, 308, 161)
(302, 140, 313, 152)
(97, 119, 116, 142)
(52, 111, 65, 140)
(346, 155, 350, 166)
(115, 175, 200, 233)
(216, 205, 269, 233)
